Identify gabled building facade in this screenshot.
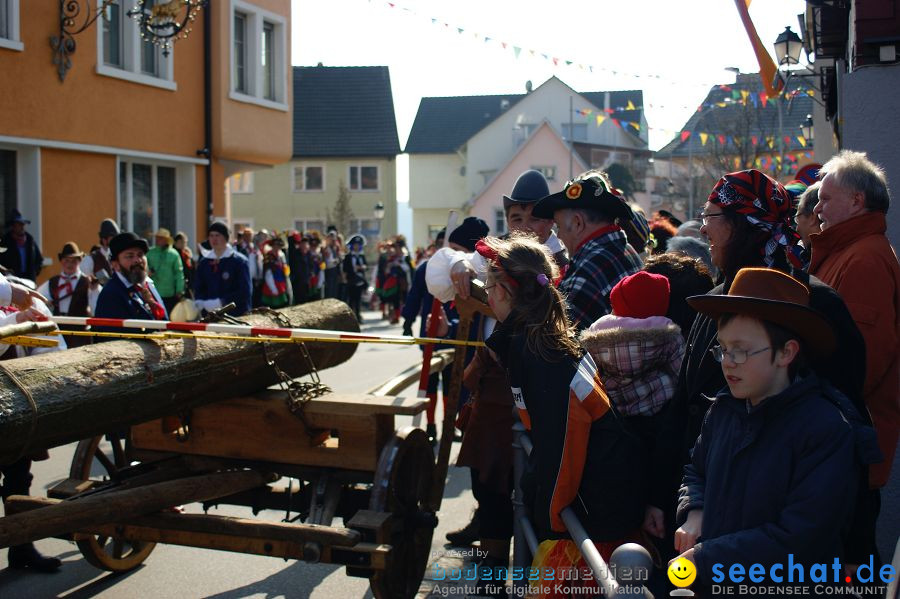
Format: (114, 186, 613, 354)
(231, 65, 401, 243)
(0, 1, 292, 284)
(405, 76, 648, 247)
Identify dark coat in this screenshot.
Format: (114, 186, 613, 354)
(0, 232, 43, 281)
(486, 322, 647, 543)
(94, 273, 167, 334)
(648, 274, 868, 515)
(193, 249, 252, 315)
(677, 374, 880, 589)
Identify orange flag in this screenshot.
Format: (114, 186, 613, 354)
(733, 0, 783, 97)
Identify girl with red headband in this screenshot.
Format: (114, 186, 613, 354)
(476, 233, 648, 598)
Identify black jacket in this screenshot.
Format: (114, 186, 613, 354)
(678, 374, 880, 589)
(486, 322, 646, 543)
(0, 232, 43, 281)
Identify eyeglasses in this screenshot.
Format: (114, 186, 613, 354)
(710, 345, 771, 364)
(700, 212, 725, 226)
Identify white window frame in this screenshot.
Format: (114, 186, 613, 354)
(494, 208, 507, 236)
(117, 158, 193, 240)
(348, 165, 380, 192)
(228, 171, 254, 194)
(0, 0, 23, 51)
(229, 0, 288, 111)
(293, 218, 326, 233)
(292, 164, 325, 193)
(531, 165, 557, 181)
(96, 0, 176, 91)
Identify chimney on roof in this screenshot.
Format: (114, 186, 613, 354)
(525, 80, 533, 93)
(317, 62, 324, 67)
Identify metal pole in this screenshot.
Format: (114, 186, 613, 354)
(569, 96, 574, 180)
(776, 93, 785, 178)
(511, 421, 532, 596)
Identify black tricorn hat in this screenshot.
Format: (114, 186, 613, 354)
(532, 171, 632, 221)
(109, 232, 149, 260)
(502, 170, 551, 210)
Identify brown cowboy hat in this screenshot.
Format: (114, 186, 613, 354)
(58, 241, 85, 261)
(687, 267, 836, 358)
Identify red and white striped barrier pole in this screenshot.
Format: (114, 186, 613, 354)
(50, 315, 482, 348)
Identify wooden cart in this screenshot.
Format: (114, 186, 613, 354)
(1, 297, 489, 598)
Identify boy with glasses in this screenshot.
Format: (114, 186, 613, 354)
(671, 267, 879, 593)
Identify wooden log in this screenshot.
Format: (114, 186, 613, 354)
(0, 300, 358, 464)
(0, 469, 273, 548)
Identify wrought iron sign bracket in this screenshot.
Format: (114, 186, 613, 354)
(50, 0, 118, 82)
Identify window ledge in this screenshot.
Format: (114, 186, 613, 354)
(97, 64, 177, 91)
(0, 38, 24, 51)
(293, 189, 325, 193)
(229, 91, 289, 112)
(350, 189, 381, 193)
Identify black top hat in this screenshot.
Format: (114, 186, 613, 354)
(7, 209, 30, 226)
(502, 170, 551, 210)
(109, 232, 150, 260)
(532, 172, 632, 221)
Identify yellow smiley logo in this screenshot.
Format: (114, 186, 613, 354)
(667, 557, 697, 588)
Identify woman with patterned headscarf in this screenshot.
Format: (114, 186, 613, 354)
(643, 170, 874, 569)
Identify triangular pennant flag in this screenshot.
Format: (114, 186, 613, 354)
(751, 135, 759, 146)
(626, 100, 636, 110)
(552, 57, 559, 66)
(807, 90, 815, 96)
(717, 134, 727, 145)
(513, 46, 521, 59)
(783, 136, 792, 146)
(720, 85, 732, 92)
(734, 157, 742, 169)
(457, 27, 464, 34)
(717, 102, 728, 108)
(387, 2, 394, 6)
(700, 132, 709, 146)
(565, 60, 573, 66)
(767, 136, 775, 149)
(484, 37, 491, 43)
(588, 65, 593, 72)
(680, 130, 691, 142)
(740, 90, 750, 102)
(541, 53, 549, 60)
(612, 118, 622, 128)
(604, 108, 615, 114)
(731, 90, 741, 100)
(760, 92, 768, 107)
(797, 135, 807, 148)
(501, 42, 507, 49)
(597, 115, 606, 126)
(734, 136, 743, 147)
(755, 158, 762, 167)
(750, 93, 758, 108)
(628, 121, 640, 131)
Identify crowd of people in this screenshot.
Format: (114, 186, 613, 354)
(409, 154, 897, 597)
(0, 150, 896, 596)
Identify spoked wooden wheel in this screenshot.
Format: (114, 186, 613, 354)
(69, 433, 156, 571)
(368, 426, 437, 599)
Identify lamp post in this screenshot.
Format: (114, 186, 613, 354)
(801, 114, 814, 144)
(373, 201, 385, 241)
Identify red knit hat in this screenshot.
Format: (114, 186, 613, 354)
(610, 271, 670, 319)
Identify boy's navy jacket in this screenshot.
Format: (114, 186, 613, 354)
(676, 374, 880, 586)
(94, 272, 168, 333)
(486, 321, 647, 543)
(193, 246, 252, 316)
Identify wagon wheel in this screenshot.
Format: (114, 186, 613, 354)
(69, 433, 156, 572)
(368, 426, 437, 599)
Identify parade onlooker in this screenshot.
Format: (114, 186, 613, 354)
(173, 231, 194, 297)
(343, 234, 367, 322)
(651, 169, 872, 567)
(642, 252, 714, 339)
(794, 181, 821, 249)
(94, 232, 168, 330)
(532, 170, 642, 331)
(288, 233, 314, 305)
(308, 233, 325, 301)
(261, 236, 291, 308)
(665, 236, 714, 274)
(0, 209, 43, 282)
(323, 227, 342, 299)
(81, 218, 119, 283)
(146, 228, 184, 314)
(810, 150, 900, 489)
(235, 228, 263, 307)
(649, 219, 678, 255)
(36, 242, 99, 347)
(674, 268, 879, 594)
(477, 234, 646, 597)
(193, 222, 251, 316)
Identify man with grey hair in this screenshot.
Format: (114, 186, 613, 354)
(794, 181, 821, 249)
(810, 150, 899, 490)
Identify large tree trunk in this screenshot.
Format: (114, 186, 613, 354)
(0, 300, 358, 464)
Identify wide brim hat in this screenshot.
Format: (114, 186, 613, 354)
(109, 232, 150, 260)
(532, 173, 632, 221)
(7, 209, 30, 226)
(347, 234, 366, 247)
(502, 169, 551, 210)
(687, 267, 836, 358)
(154, 228, 174, 244)
(58, 241, 85, 260)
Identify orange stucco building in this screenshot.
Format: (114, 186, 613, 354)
(0, 1, 292, 284)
